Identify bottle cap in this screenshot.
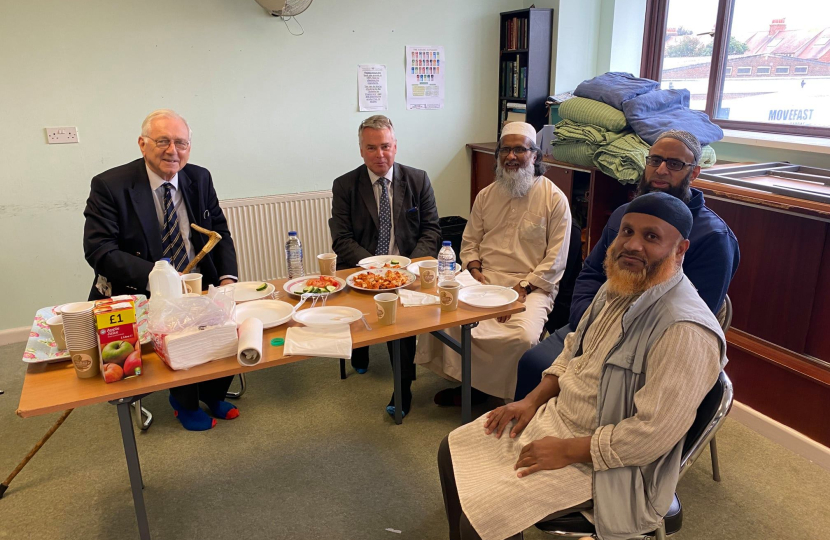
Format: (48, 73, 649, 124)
(288, 231, 297, 236)
(442, 241, 451, 246)
(160, 258, 171, 263)
(270, 338, 285, 346)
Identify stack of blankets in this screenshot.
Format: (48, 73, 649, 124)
(551, 72, 721, 184)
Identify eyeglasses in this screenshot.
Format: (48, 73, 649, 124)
(645, 155, 693, 171)
(497, 146, 531, 156)
(143, 136, 190, 151)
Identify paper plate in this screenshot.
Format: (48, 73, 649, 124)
(234, 300, 295, 329)
(346, 269, 417, 292)
(458, 285, 519, 308)
(358, 255, 412, 270)
(283, 275, 347, 297)
(292, 306, 364, 327)
(218, 281, 276, 303)
(406, 260, 461, 276)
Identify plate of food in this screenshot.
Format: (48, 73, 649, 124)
(357, 255, 412, 270)
(347, 268, 417, 292)
(218, 281, 276, 303)
(283, 275, 347, 297)
(234, 300, 295, 329)
(406, 259, 462, 276)
(458, 285, 519, 309)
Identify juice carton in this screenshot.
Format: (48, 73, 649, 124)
(94, 301, 142, 383)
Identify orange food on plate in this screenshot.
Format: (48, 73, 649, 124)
(306, 276, 340, 289)
(353, 270, 409, 290)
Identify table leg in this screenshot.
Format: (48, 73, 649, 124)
(116, 402, 151, 540)
(392, 339, 402, 425)
(461, 324, 473, 425)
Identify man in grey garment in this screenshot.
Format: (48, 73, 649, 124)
(437, 192, 726, 540)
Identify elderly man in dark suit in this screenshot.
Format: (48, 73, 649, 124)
(329, 115, 441, 418)
(83, 109, 239, 431)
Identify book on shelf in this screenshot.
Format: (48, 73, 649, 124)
(504, 16, 529, 50)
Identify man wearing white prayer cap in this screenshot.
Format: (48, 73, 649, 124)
(416, 122, 572, 406)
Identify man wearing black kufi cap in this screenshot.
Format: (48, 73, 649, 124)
(438, 194, 727, 540)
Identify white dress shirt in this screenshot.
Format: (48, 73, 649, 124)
(367, 167, 399, 256)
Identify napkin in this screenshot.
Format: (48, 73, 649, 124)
(284, 325, 352, 359)
(236, 317, 263, 366)
(454, 270, 481, 288)
(162, 321, 238, 370)
(398, 289, 440, 307)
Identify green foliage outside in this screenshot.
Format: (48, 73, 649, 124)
(665, 36, 749, 57)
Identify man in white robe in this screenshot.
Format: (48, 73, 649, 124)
(416, 122, 572, 404)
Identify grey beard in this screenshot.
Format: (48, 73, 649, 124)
(495, 161, 535, 198)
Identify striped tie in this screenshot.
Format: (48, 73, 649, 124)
(376, 178, 391, 256)
(161, 183, 189, 272)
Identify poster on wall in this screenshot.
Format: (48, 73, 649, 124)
(405, 46, 445, 110)
(358, 64, 388, 111)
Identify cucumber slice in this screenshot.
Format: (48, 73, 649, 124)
(325, 285, 337, 292)
(390, 260, 399, 265)
(303, 286, 312, 293)
(256, 283, 268, 291)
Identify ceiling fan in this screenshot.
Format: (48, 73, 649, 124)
(255, 0, 314, 18)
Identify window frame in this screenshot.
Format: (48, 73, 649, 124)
(641, 0, 830, 137)
(776, 66, 790, 74)
(756, 66, 771, 75)
(794, 65, 809, 74)
(736, 66, 752, 75)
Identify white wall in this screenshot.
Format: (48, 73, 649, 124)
(0, 0, 521, 331)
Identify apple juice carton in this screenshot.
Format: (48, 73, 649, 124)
(94, 300, 142, 383)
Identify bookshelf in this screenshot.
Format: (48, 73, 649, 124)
(497, 8, 554, 138)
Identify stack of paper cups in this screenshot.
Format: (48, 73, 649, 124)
(61, 301, 101, 379)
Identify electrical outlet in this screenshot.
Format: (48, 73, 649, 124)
(46, 127, 79, 144)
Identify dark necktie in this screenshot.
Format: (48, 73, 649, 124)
(376, 178, 392, 256)
(161, 183, 189, 272)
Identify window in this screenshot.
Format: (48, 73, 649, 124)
(642, 0, 830, 136)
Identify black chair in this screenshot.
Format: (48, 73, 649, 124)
(708, 294, 732, 482)
(535, 370, 734, 539)
(545, 223, 583, 336)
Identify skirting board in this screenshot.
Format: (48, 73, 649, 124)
(730, 400, 830, 472)
(0, 326, 28, 347)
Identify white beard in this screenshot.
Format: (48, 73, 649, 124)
(495, 160, 535, 198)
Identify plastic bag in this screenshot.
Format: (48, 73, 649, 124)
(147, 285, 235, 335)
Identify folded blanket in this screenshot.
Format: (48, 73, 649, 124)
(574, 72, 660, 110)
(622, 89, 724, 145)
(592, 133, 650, 184)
(554, 120, 630, 146)
(558, 97, 628, 132)
(699, 145, 716, 168)
(551, 141, 597, 169)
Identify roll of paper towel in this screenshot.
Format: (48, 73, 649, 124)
(237, 317, 263, 366)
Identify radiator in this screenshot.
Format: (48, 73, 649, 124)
(220, 190, 334, 281)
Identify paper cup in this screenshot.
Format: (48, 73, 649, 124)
(181, 273, 203, 294)
(438, 281, 461, 312)
(47, 315, 67, 350)
(62, 302, 97, 350)
(374, 293, 398, 325)
(419, 260, 438, 290)
(70, 344, 101, 379)
(318, 253, 337, 276)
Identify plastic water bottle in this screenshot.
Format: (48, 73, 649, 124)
(148, 259, 183, 300)
(285, 231, 305, 278)
(438, 241, 457, 282)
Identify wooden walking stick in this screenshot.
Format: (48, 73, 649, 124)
(182, 224, 222, 274)
(0, 409, 73, 499)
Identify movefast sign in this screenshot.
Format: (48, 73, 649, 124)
(768, 108, 815, 122)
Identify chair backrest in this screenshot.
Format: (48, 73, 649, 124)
(721, 294, 733, 332)
(547, 223, 583, 332)
(679, 370, 733, 479)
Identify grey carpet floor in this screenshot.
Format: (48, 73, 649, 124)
(1, 341, 829, 539)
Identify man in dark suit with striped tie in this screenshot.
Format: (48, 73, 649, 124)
(83, 109, 239, 431)
(329, 115, 442, 418)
